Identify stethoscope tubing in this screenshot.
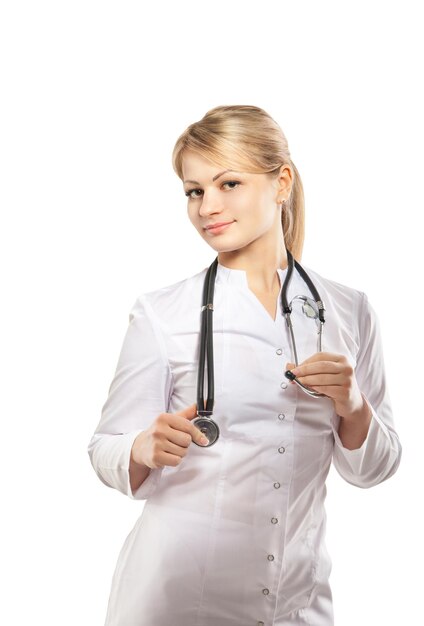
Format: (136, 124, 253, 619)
(193, 246, 326, 446)
(196, 258, 218, 417)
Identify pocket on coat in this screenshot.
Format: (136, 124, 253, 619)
(275, 527, 318, 617)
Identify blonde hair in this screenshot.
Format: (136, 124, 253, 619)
(172, 105, 305, 261)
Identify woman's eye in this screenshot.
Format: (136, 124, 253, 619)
(222, 181, 239, 190)
(184, 181, 240, 199)
(185, 188, 202, 199)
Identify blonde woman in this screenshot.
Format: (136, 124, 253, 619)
(88, 105, 402, 626)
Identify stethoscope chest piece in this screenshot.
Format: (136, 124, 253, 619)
(192, 416, 220, 447)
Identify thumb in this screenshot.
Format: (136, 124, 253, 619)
(176, 402, 198, 420)
(285, 362, 296, 371)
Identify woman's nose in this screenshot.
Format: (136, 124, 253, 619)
(198, 194, 224, 216)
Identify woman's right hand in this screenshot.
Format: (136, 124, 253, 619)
(130, 403, 210, 470)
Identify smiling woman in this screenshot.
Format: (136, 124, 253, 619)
(174, 105, 305, 270)
(179, 148, 297, 296)
(87, 104, 402, 626)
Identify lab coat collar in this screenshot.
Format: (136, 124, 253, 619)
(216, 261, 289, 287)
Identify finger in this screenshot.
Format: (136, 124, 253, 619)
(306, 384, 345, 400)
(168, 419, 208, 447)
(294, 373, 344, 386)
(291, 360, 342, 377)
(161, 436, 196, 461)
(165, 426, 193, 448)
(286, 352, 334, 372)
(296, 352, 343, 367)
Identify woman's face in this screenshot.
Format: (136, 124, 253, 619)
(181, 150, 291, 254)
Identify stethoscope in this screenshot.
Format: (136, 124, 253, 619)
(192, 246, 326, 447)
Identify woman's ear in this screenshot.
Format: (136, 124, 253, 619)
(277, 164, 293, 197)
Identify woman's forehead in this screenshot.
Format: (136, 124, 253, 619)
(181, 151, 259, 181)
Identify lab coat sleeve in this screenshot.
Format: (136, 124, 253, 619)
(87, 294, 173, 500)
(331, 290, 402, 488)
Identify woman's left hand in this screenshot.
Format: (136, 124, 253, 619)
(286, 351, 367, 420)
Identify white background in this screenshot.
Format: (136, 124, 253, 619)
(1, 1, 421, 624)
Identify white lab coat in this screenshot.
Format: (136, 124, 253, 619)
(88, 261, 402, 626)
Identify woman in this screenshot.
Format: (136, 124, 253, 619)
(88, 105, 402, 626)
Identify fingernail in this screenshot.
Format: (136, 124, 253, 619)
(200, 436, 209, 445)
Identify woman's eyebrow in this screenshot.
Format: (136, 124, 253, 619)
(183, 169, 237, 185)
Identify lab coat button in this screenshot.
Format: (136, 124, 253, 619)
(278, 446, 286, 454)
(271, 517, 278, 524)
(262, 588, 270, 595)
(276, 348, 283, 355)
(267, 554, 275, 561)
(278, 413, 285, 420)
(280, 381, 288, 389)
(273, 482, 281, 489)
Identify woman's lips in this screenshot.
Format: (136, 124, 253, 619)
(205, 221, 234, 235)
